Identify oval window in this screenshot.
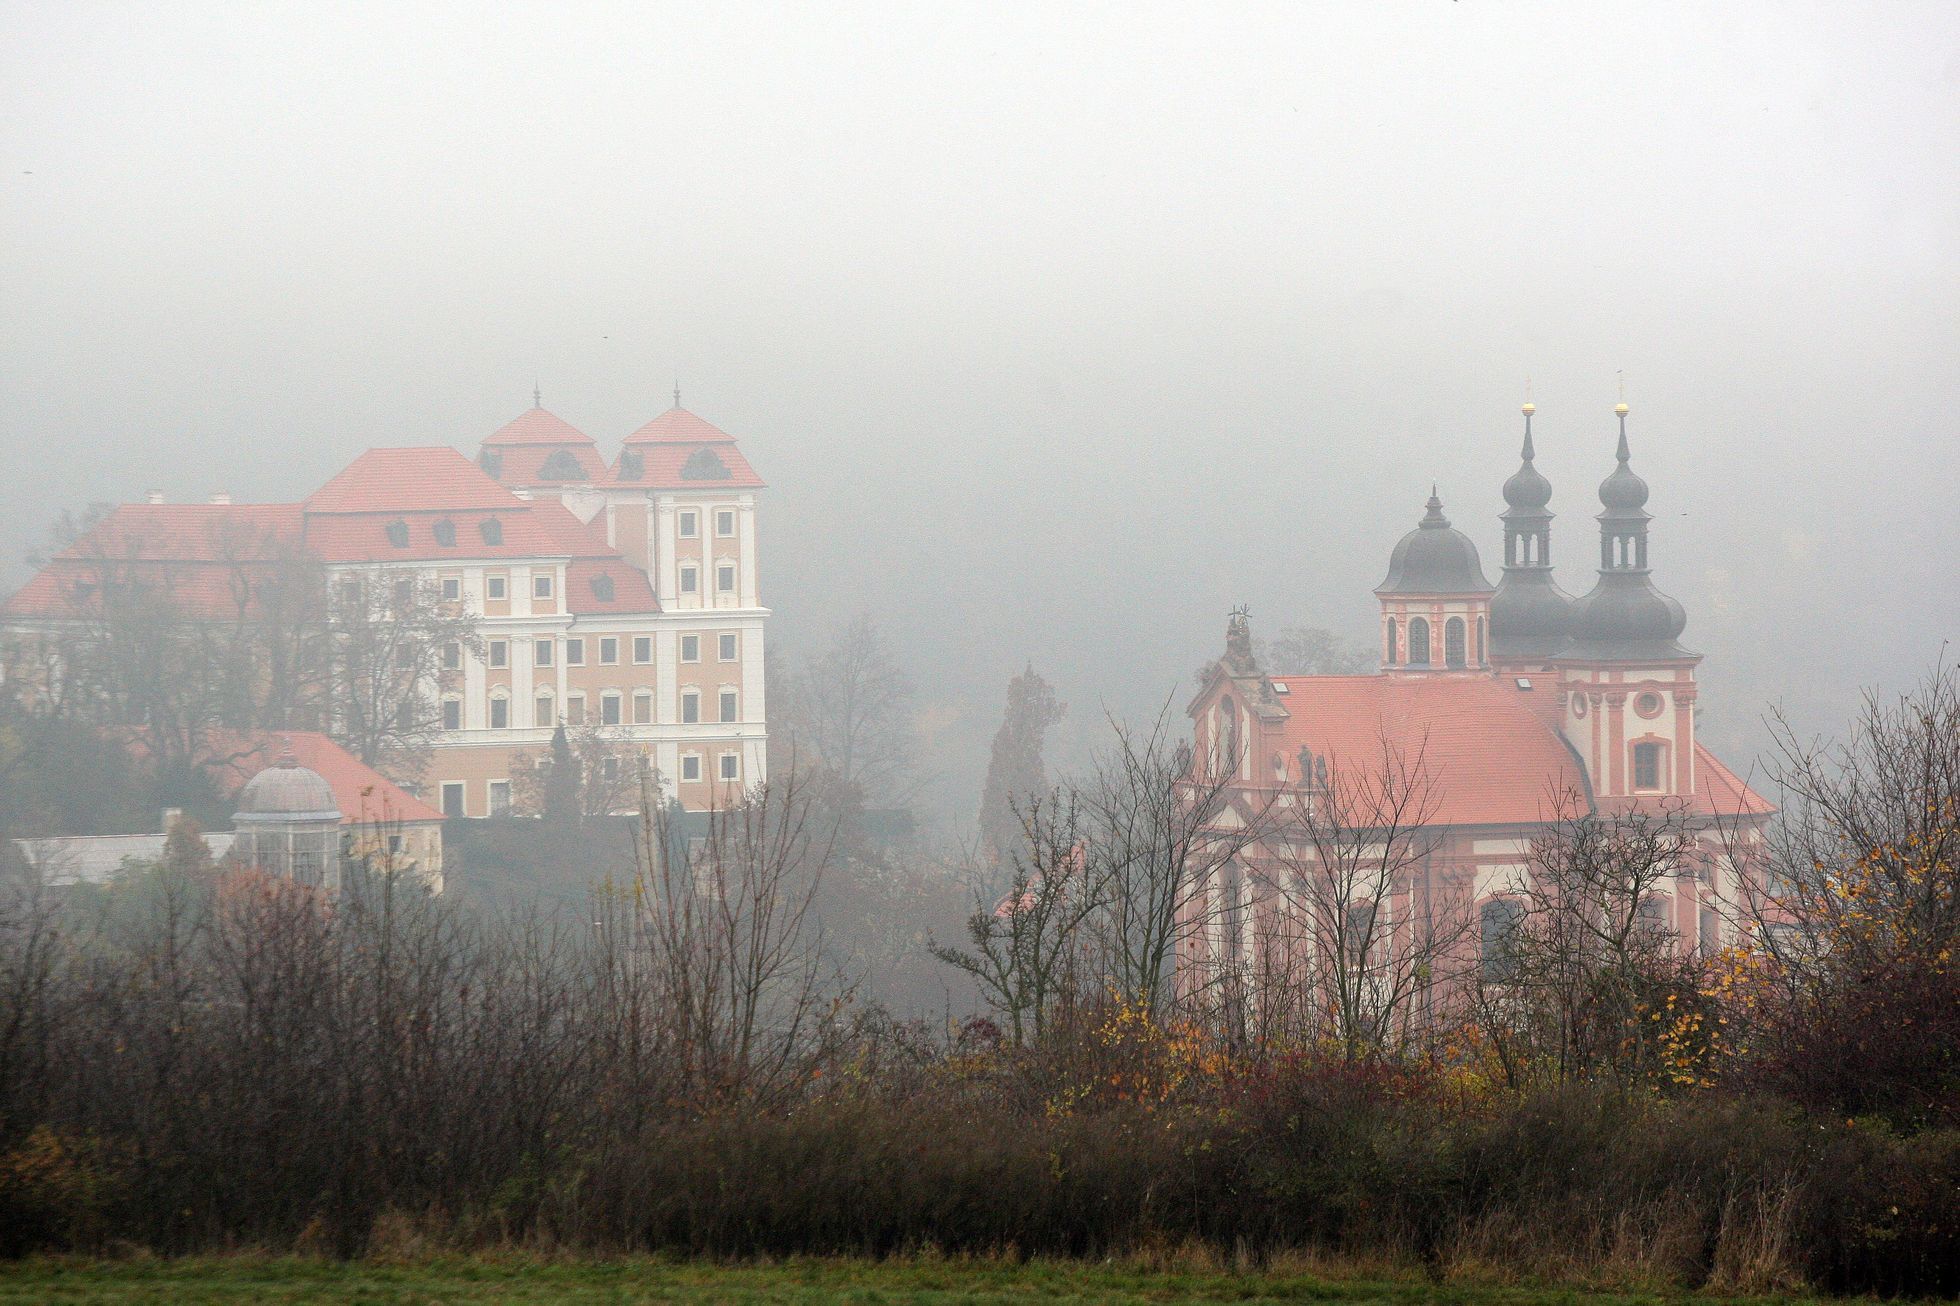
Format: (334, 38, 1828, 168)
(1635, 691, 1665, 719)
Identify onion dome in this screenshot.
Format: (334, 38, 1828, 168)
(1491, 403, 1575, 657)
(1597, 405, 1650, 516)
(1564, 405, 1692, 661)
(233, 745, 342, 824)
(1502, 405, 1553, 512)
(1376, 490, 1495, 596)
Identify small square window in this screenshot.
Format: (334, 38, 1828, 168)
(599, 637, 618, 665)
(633, 636, 652, 664)
(715, 509, 736, 537)
(716, 563, 736, 593)
(441, 698, 461, 731)
(441, 783, 465, 817)
(719, 753, 739, 781)
(535, 639, 554, 668)
(533, 574, 554, 600)
(681, 691, 700, 725)
(678, 510, 698, 538)
(488, 640, 508, 669)
(442, 641, 461, 671)
(680, 634, 700, 663)
(442, 577, 461, 601)
(718, 633, 738, 661)
(679, 566, 698, 595)
(681, 754, 702, 782)
(565, 638, 585, 667)
(632, 692, 652, 725)
(720, 689, 738, 723)
(487, 576, 508, 600)
(488, 780, 510, 816)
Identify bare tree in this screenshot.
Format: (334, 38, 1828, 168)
(790, 612, 916, 802)
(512, 721, 644, 819)
(977, 664, 1066, 865)
(326, 570, 480, 783)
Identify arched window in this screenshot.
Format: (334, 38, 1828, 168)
(1444, 617, 1466, 668)
(1408, 617, 1431, 666)
(1475, 616, 1486, 666)
(1385, 618, 1399, 665)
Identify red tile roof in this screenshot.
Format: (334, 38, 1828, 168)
(1689, 743, 1775, 818)
(566, 557, 660, 614)
(1274, 675, 1588, 827)
(482, 405, 595, 448)
(610, 441, 764, 490)
(127, 729, 446, 826)
(306, 448, 521, 514)
(485, 444, 612, 485)
(622, 405, 738, 445)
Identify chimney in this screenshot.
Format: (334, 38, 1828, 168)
(145, 489, 165, 505)
(208, 490, 232, 505)
(160, 807, 184, 833)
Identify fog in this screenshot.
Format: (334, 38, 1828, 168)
(4, 2, 1956, 830)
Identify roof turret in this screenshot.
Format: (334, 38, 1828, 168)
(1375, 489, 1494, 596)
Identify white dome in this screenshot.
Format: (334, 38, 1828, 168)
(234, 755, 341, 822)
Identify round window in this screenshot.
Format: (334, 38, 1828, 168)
(1572, 695, 1588, 719)
(1635, 691, 1665, 719)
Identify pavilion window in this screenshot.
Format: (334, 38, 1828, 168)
(1408, 617, 1431, 666)
(1633, 741, 1662, 790)
(1444, 617, 1466, 668)
(1385, 618, 1398, 665)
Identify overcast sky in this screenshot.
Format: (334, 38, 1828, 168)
(4, 2, 1956, 828)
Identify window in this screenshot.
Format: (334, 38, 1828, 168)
(715, 509, 736, 537)
(1408, 617, 1431, 666)
(386, 520, 409, 548)
(1444, 616, 1466, 669)
(1633, 741, 1662, 790)
(617, 449, 644, 480)
(490, 696, 509, 729)
(633, 636, 652, 664)
(681, 689, 700, 724)
(600, 757, 619, 784)
(395, 698, 416, 731)
(442, 577, 461, 601)
(599, 637, 618, 665)
(720, 688, 738, 723)
(632, 690, 652, 725)
(433, 519, 456, 547)
(1476, 617, 1486, 666)
(340, 577, 360, 605)
(1700, 906, 1722, 957)
(479, 519, 503, 546)
(566, 694, 586, 726)
(1635, 691, 1665, 719)
(590, 574, 615, 603)
(716, 562, 736, 593)
(534, 639, 554, 668)
(535, 693, 554, 728)
(479, 449, 503, 478)
(719, 752, 740, 781)
(488, 780, 510, 815)
(565, 638, 585, 667)
(1480, 899, 1525, 982)
(1385, 618, 1398, 665)
(442, 641, 461, 671)
(601, 691, 622, 726)
(681, 754, 702, 782)
(538, 448, 584, 480)
(488, 639, 508, 668)
(1344, 902, 1376, 969)
(679, 565, 698, 594)
(442, 698, 461, 731)
(1636, 896, 1672, 939)
(393, 578, 413, 605)
(718, 632, 738, 662)
(682, 448, 729, 480)
(678, 510, 698, 538)
(487, 575, 507, 600)
(681, 634, 700, 663)
(441, 783, 465, 818)
(533, 573, 554, 600)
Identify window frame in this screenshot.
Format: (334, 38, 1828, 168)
(533, 573, 554, 600)
(488, 779, 511, 816)
(441, 697, 462, 731)
(681, 753, 702, 782)
(718, 752, 740, 782)
(632, 636, 653, 664)
(565, 637, 585, 667)
(488, 639, 508, 668)
(679, 565, 698, 595)
(718, 632, 738, 662)
(716, 561, 736, 594)
(489, 694, 510, 730)
(680, 634, 700, 663)
(534, 638, 554, 668)
(719, 688, 738, 723)
(715, 508, 736, 538)
(598, 636, 618, 665)
(632, 690, 653, 725)
(678, 510, 699, 538)
(441, 782, 466, 818)
(486, 575, 508, 601)
(681, 688, 700, 725)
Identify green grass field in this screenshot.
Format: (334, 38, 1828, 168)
(0, 1256, 1851, 1305)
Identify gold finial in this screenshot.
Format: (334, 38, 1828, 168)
(1615, 402, 1629, 416)
(1523, 376, 1534, 417)
(1616, 369, 1627, 414)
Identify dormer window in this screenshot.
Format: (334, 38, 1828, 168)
(479, 449, 503, 478)
(385, 520, 410, 548)
(538, 449, 584, 480)
(681, 447, 729, 480)
(479, 519, 503, 546)
(433, 519, 456, 547)
(618, 450, 644, 480)
(590, 574, 615, 603)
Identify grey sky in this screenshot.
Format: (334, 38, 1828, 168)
(4, 2, 1956, 825)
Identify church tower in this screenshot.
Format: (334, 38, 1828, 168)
(1558, 404, 1700, 800)
(1489, 402, 1575, 683)
(1375, 490, 1495, 674)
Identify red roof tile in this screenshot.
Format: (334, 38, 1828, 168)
(1689, 743, 1775, 818)
(610, 441, 764, 490)
(566, 558, 660, 614)
(125, 729, 446, 826)
(484, 444, 612, 485)
(622, 405, 738, 445)
(1274, 675, 1588, 827)
(306, 448, 521, 514)
(482, 405, 595, 448)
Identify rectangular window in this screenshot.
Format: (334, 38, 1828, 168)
(681, 634, 700, 663)
(442, 699, 461, 731)
(566, 694, 586, 727)
(715, 509, 736, 537)
(720, 689, 738, 723)
(719, 752, 739, 781)
(534, 639, 554, 668)
(718, 632, 738, 661)
(487, 575, 508, 600)
(393, 578, 412, 605)
(1633, 741, 1661, 790)
(488, 780, 510, 816)
(490, 697, 509, 729)
(681, 754, 702, 782)
(536, 695, 553, 728)
(599, 637, 618, 665)
(678, 510, 698, 538)
(601, 757, 619, 783)
(633, 636, 652, 664)
(533, 573, 554, 599)
(681, 691, 700, 725)
(632, 692, 652, 725)
(679, 565, 698, 594)
(565, 638, 585, 666)
(441, 782, 465, 818)
(488, 640, 508, 668)
(340, 578, 360, 605)
(442, 641, 461, 671)
(716, 562, 736, 593)
(601, 693, 621, 726)
(442, 577, 461, 601)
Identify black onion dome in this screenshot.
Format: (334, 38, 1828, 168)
(1598, 420, 1650, 516)
(1502, 420, 1553, 513)
(1565, 573, 1687, 657)
(1375, 491, 1495, 596)
(1490, 570, 1575, 655)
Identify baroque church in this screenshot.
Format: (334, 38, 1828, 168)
(1186, 402, 1773, 978)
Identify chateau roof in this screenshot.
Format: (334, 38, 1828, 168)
(306, 448, 518, 514)
(130, 729, 446, 826)
(612, 406, 766, 490)
(482, 404, 595, 448)
(623, 405, 739, 444)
